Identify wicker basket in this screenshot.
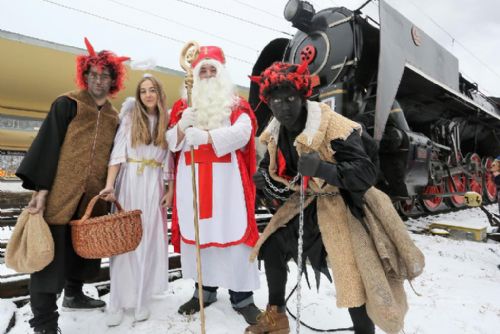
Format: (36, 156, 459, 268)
(69, 195, 143, 259)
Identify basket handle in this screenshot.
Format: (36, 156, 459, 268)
(80, 195, 124, 221)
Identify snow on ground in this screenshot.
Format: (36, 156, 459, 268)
(0, 299, 16, 333)
(2, 206, 500, 334)
(0, 181, 26, 193)
(0, 227, 13, 246)
(405, 204, 497, 234)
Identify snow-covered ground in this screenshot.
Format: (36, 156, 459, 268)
(1, 205, 500, 334)
(0, 181, 26, 193)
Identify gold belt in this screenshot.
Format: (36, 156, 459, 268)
(127, 158, 162, 175)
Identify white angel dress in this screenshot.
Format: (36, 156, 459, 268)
(107, 98, 172, 313)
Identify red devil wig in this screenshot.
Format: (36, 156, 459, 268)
(250, 61, 314, 103)
(76, 38, 130, 96)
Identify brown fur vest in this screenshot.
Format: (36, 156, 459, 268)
(44, 90, 118, 225)
(252, 101, 425, 333)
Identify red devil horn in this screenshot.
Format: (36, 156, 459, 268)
(116, 56, 131, 63)
(84, 37, 96, 57)
(296, 59, 309, 75)
(248, 75, 262, 83)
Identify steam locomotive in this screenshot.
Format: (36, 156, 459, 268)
(249, 0, 500, 215)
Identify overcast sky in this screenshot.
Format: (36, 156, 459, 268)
(1, 0, 500, 96)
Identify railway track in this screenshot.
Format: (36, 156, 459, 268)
(1, 196, 497, 302)
(0, 256, 182, 304)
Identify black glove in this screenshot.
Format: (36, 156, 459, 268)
(298, 152, 322, 177)
(253, 169, 267, 190)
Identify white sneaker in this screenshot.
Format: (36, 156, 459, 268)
(134, 308, 150, 322)
(106, 309, 124, 327)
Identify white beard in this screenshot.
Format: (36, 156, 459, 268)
(190, 62, 236, 130)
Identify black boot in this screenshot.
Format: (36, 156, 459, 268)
(62, 293, 105, 311)
(179, 286, 218, 315)
(178, 297, 215, 315)
(234, 303, 261, 325)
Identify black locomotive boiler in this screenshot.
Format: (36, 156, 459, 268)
(249, 0, 500, 215)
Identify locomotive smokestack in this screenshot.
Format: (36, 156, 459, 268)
(284, 0, 315, 33)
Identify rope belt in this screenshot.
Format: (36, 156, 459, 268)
(127, 158, 162, 175)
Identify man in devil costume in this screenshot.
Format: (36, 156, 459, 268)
(16, 38, 129, 334)
(245, 62, 425, 334)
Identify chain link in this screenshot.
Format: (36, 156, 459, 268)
(313, 191, 339, 197)
(263, 187, 292, 201)
(262, 170, 300, 193)
(261, 170, 339, 202)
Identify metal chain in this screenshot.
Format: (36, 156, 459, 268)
(314, 191, 340, 197)
(296, 175, 305, 334)
(263, 187, 292, 202)
(262, 182, 340, 201)
(262, 170, 300, 193)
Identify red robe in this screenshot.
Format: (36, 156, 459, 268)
(168, 98, 259, 253)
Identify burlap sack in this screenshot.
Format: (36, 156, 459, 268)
(5, 209, 54, 273)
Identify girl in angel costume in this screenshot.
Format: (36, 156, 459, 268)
(100, 74, 173, 326)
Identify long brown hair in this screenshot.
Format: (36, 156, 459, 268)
(131, 76, 169, 149)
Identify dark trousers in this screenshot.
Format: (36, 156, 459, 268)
(29, 279, 83, 331)
(29, 225, 100, 331)
(259, 226, 375, 334)
(348, 305, 375, 334)
(195, 283, 254, 307)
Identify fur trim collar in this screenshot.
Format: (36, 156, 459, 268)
(260, 100, 362, 155)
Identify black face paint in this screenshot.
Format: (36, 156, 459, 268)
(267, 86, 306, 133)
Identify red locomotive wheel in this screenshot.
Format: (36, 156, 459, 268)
(396, 198, 416, 216)
(467, 153, 483, 196)
(483, 157, 497, 203)
(420, 184, 444, 212)
(447, 174, 467, 207)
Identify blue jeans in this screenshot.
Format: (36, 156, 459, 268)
(194, 283, 254, 308)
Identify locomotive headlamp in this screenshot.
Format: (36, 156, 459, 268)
(284, 0, 315, 33)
